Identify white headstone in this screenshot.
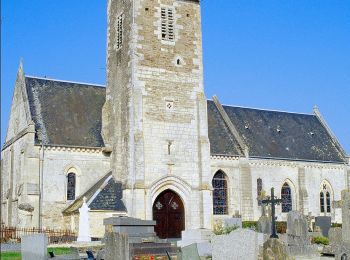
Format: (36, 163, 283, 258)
(77, 197, 91, 242)
(212, 228, 266, 260)
(21, 234, 48, 260)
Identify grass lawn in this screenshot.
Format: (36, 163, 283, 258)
(1, 251, 21, 260)
(1, 247, 73, 260)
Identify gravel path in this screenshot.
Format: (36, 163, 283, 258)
(0, 243, 21, 252)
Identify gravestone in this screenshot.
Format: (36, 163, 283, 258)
(261, 238, 293, 260)
(257, 216, 271, 234)
(77, 197, 91, 242)
(104, 231, 129, 260)
(212, 228, 265, 260)
(21, 234, 48, 260)
(286, 211, 318, 257)
(315, 216, 332, 237)
(341, 190, 350, 244)
(177, 229, 212, 257)
(181, 243, 201, 260)
(287, 211, 308, 239)
(334, 190, 350, 260)
(224, 217, 242, 228)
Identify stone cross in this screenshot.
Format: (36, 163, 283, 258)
(262, 188, 282, 238)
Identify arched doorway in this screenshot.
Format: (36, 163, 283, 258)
(152, 189, 185, 239)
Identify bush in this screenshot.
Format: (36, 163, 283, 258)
(312, 236, 329, 245)
(242, 221, 258, 230)
(213, 219, 239, 235)
(331, 223, 342, 228)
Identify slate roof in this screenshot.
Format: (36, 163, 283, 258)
(215, 103, 346, 163)
(25, 76, 105, 147)
(63, 171, 126, 214)
(23, 76, 347, 163)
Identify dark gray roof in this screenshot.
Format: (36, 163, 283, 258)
(207, 100, 242, 156)
(24, 76, 346, 163)
(25, 76, 105, 147)
(63, 172, 126, 214)
(215, 104, 346, 163)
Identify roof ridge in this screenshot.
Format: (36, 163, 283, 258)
(25, 75, 106, 88)
(207, 99, 314, 116)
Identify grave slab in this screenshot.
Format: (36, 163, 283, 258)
(21, 234, 48, 260)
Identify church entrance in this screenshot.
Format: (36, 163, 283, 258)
(152, 189, 185, 239)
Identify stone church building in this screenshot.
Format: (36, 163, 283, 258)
(1, 0, 349, 239)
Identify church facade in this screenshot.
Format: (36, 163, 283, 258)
(1, 0, 349, 239)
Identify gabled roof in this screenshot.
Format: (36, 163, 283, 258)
(63, 171, 126, 214)
(213, 102, 346, 163)
(25, 76, 105, 147)
(22, 76, 347, 163)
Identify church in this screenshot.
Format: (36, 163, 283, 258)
(1, 0, 349, 239)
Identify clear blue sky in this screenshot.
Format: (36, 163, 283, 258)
(1, 0, 349, 154)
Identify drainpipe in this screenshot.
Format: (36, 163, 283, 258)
(38, 142, 45, 229)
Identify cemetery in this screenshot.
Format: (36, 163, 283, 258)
(1, 189, 349, 259)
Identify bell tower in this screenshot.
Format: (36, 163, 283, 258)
(103, 0, 212, 229)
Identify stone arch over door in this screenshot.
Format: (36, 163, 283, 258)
(152, 189, 185, 239)
(148, 176, 192, 237)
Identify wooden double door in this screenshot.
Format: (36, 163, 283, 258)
(152, 190, 185, 239)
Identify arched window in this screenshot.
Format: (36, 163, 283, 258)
(67, 173, 76, 200)
(320, 182, 332, 213)
(320, 192, 325, 213)
(257, 178, 263, 206)
(212, 171, 228, 215)
(281, 182, 292, 213)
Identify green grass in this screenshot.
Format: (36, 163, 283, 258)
(47, 247, 73, 255)
(1, 251, 21, 260)
(1, 247, 73, 260)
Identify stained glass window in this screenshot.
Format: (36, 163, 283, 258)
(281, 182, 292, 213)
(67, 173, 76, 201)
(257, 178, 263, 206)
(212, 171, 228, 215)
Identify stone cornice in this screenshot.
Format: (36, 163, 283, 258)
(39, 145, 103, 154)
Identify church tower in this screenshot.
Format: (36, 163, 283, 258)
(103, 0, 212, 231)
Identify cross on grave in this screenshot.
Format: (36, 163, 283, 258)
(262, 187, 283, 239)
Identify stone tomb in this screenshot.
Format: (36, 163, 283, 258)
(103, 216, 179, 260)
(21, 234, 48, 260)
(212, 228, 265, 260)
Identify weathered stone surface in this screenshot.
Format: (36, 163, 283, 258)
(261, 238, 293, 260)
(287, 211, 308, 239)
(341, 190, 350, 243)
(104, 232, 129, 260)
(104, 216, 157, 243)
(258, 216, 272, 234)
(21, 234, 47, 260)
(181, 243, 201, 260)
(329, 227, 343, 246)
(178, 229, 212, 248)
(224, 217, 242, 228)
(212, 228, 265, 260)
